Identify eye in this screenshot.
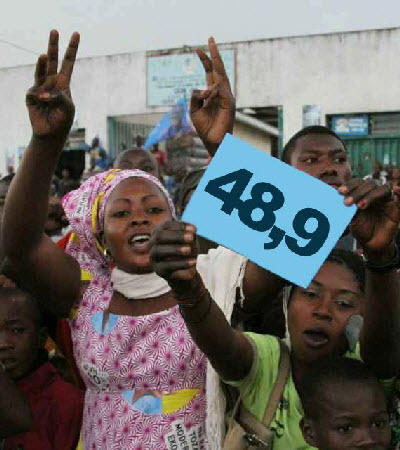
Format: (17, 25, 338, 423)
(303, 158, 318, 164)
(147, 207, 165, 214)
(372, 418, 388, 429)
(303, 289, 319, 299)
(337, 424, 353, 434)
(11, 327, 25, 334)
(333, 156, 347, 164)
(335, 299, 355, 309)
(112, 210, 129, 218)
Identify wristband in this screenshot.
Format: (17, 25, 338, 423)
(362, 245, 399, 273)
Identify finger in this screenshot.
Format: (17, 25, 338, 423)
(208, 36, 227, 80)
(338, 178, 365, 195)
(152, 229, 195, 245)
(157, 220, 195, 233)
(190, 90, 206, 115)
(203, 86, 219, 108)
(34, 54, 47, 87)
(342, 181, 377, 207)
(196, 49, 214, 87)
(59, 32, 80, 86)
(153, 260, 197, 278)
(151, 244, 194, 261)
(356, 184, 393, 209)
(47, 29, 59, 76)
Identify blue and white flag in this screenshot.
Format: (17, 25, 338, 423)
(144, 98, 192, 150)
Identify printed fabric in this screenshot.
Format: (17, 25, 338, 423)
(62, 169, 207, 449)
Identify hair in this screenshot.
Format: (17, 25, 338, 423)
(326, 248, 365, 293)
(300, 356, 384, 420)
(281, 126, 347, 164)
(175, 167, 206, 216)
(0, 173, 14, 185)
(287, 249, 365, 304)
(114, 148, 158, 172)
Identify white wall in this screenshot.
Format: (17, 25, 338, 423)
(233, 121, 272, 154)
(1, 27, 400, 173)
(234, 28, 400, 143)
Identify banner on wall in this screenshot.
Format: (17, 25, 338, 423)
(331, 115, 369, 136)
(147, 49, 235, 106)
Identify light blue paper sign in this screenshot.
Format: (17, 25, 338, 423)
(182, 134, 357, 288)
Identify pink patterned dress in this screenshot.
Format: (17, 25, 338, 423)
(72, 280, 206, 449)
(63, 170, 207, 449)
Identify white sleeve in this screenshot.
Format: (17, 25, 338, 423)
(196, 246, 247, 320)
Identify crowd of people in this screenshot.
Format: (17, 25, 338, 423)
(0, 29, 400, 450)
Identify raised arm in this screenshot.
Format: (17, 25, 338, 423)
(190, 37, 235, 156)
(151, 221, 253, 381)
(340, 180, 400, 377)
(2, 31, 81, 317)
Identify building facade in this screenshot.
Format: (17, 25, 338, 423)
(1, 27, 400, 175)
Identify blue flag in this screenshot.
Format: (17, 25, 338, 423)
(144, 98, 192, 150)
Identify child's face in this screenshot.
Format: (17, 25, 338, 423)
(0, 291, 41, 380)
(301, 381, 391, 450)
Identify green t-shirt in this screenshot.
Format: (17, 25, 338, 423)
(226, 333, 394, 450)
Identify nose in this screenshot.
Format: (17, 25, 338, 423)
(355, 430, 380, 448)
(130, 208, 150, 226)
(312, 297, 332, 322)
(0, 332, 13, 352)
(319, 163, 338, 180)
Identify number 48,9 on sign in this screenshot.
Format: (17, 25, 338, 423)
(204, 169, 330, 257)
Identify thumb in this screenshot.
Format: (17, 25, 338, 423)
(190, 89, 210, 115)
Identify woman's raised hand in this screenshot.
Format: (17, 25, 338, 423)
(150, 221, 200, 298)
(190, 37, 235, 156)
(26, 30, 80, 144)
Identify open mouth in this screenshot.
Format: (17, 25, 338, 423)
(0, 357, 17, 370)
(302, 327, 330, 349)
(128, 233, 151, 252)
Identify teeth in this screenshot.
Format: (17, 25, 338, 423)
(131, 234, 150, 244)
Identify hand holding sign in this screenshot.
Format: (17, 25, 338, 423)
(190, 37, 235, 156)
(182, 134, 358, 288)
(338, 179, 400, 255)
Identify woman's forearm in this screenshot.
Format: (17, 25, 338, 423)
(179, 288, 253, 381)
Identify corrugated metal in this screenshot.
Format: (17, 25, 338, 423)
(370, 113, 400, 136)
(343, 135, 400, 178)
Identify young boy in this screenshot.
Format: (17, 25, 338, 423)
(299, 357, 391, 450)
(0, 284, 83, 450)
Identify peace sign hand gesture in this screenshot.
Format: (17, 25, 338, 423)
(26, 30, 80, 145)
(190, 37, 235, 156)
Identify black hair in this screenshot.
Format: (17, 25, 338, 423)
(281, 126, 347, 164)
(175, 167, 206, 216)
(300, 357, 384, 420)
(287, 249, 365, 302)
(0, 173, 14, 185)
(326, 248, 365, 293)
(115, 148, 158, 172)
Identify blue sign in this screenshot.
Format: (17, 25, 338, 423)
(332, 115, 369, 136)
(182, 134, 357, 288)
(147, 50, 235, 106)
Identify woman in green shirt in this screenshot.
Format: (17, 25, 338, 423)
(151, 183, 400, 449)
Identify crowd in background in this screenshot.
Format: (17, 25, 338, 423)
(0, 29, 399, 450)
